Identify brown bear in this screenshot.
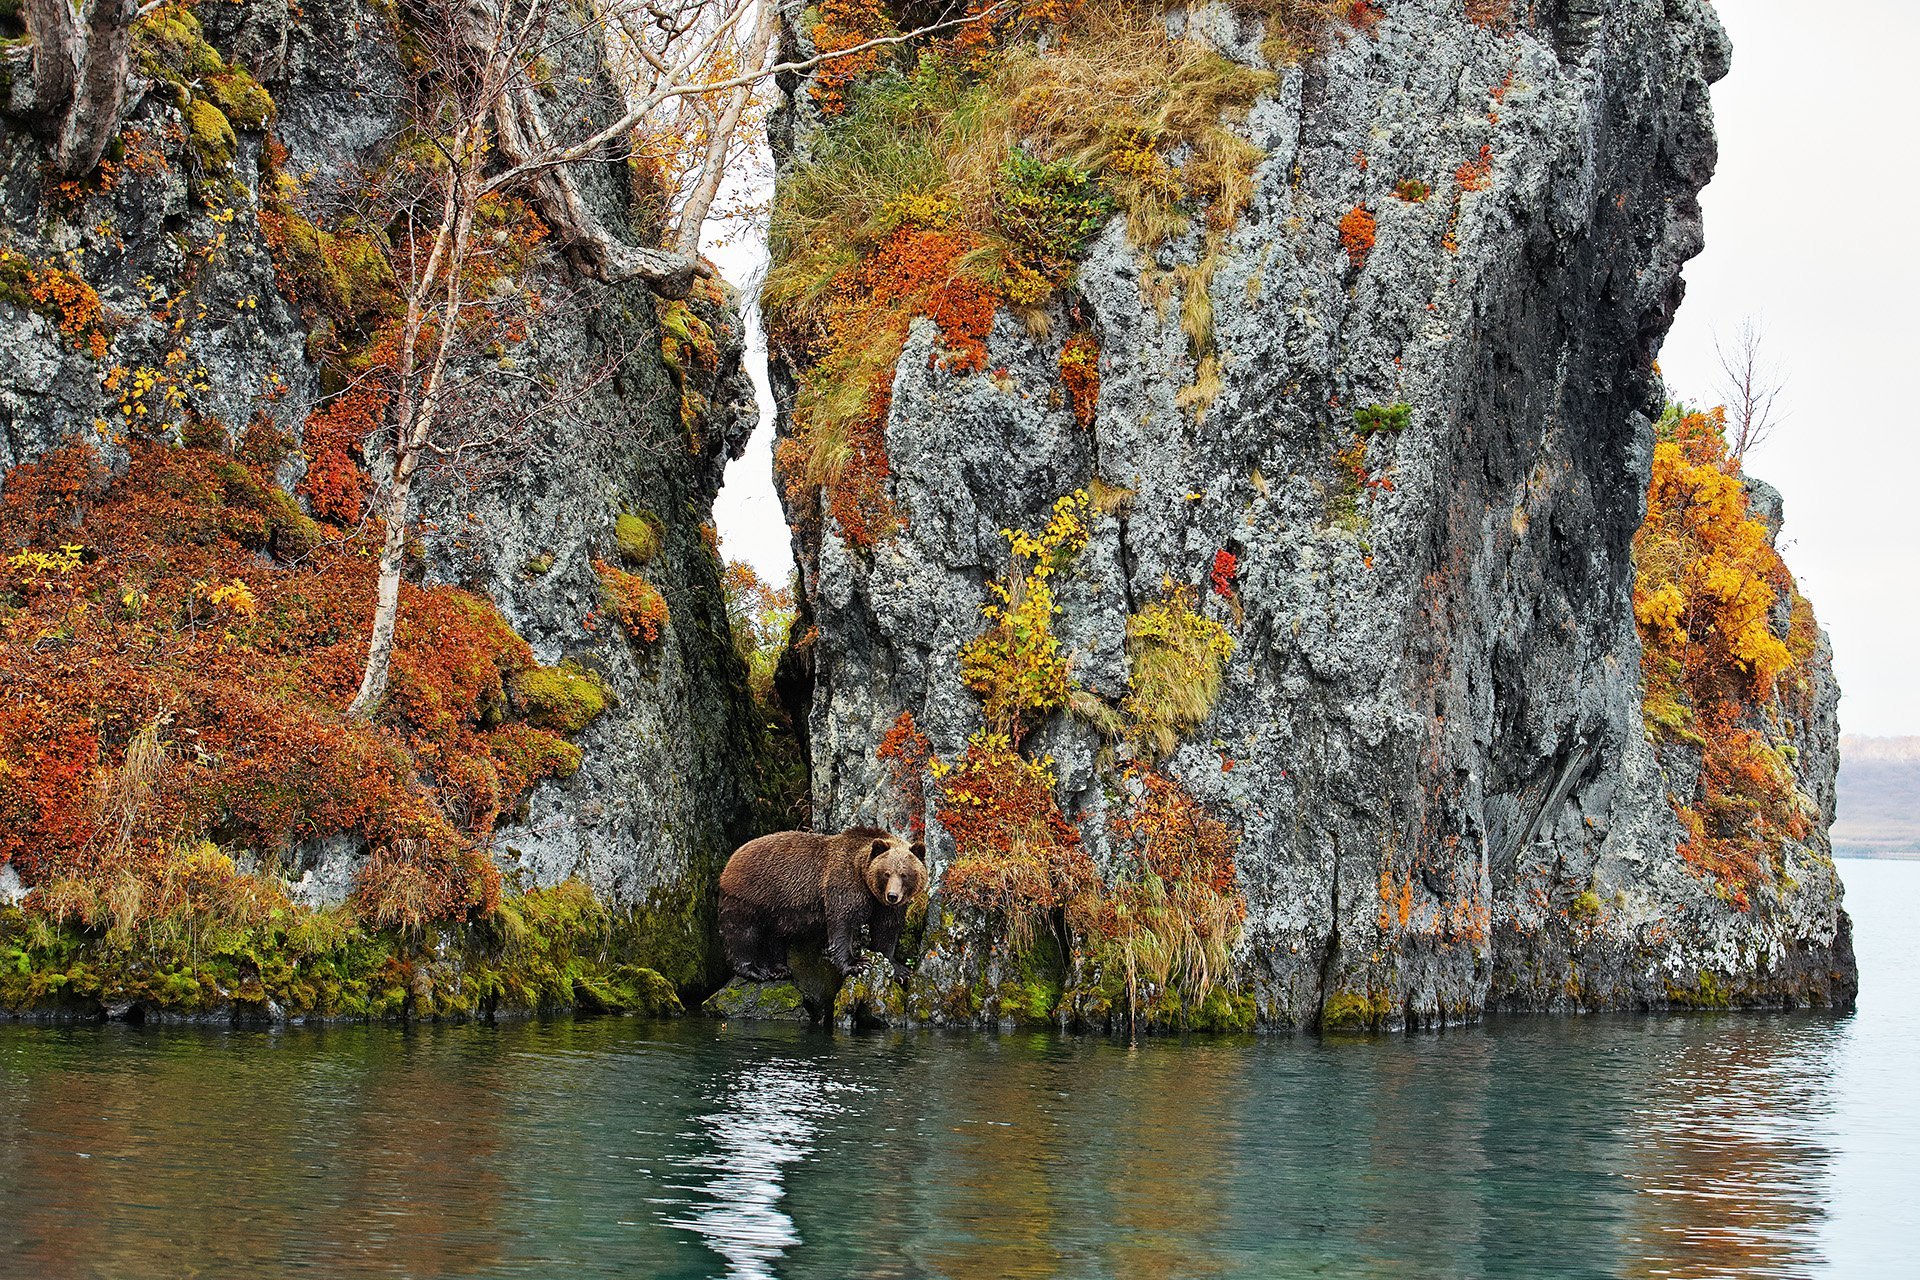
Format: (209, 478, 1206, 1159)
(718, 827, 926, 983)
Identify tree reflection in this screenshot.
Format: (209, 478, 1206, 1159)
(1621, 1017, 1839, 1280)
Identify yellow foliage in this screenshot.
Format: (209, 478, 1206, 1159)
(959, 490, 1092, 743)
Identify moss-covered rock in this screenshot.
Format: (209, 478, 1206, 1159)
(510, 661, 610, 734)
(186, 98, 236, 171)
(615, 511, 663, 565)
(703, 978, 809, 1021)
(0, 884, 685, 1024)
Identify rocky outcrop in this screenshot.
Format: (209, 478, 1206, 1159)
(772, 1, 1855, 1027)
(0, 0, 762, 987)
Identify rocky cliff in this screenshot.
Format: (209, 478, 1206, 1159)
(767, 0, 1857, 1028)
(0, 0, 764, 1003)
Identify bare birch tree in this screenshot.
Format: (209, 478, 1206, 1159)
(342, 0, 1000, 717)
(1715, 317, 1787, 464)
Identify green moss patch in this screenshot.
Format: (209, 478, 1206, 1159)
(510, 661, 610, 735)
(0, 883, 685, 1023)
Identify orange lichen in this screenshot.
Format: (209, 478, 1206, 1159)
(1338, 205, 1376, 268)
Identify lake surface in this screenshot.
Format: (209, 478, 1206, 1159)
(2, 859, 1915, 1280)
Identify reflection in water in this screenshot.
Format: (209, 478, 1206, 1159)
(668, 1056, 858, 1278)
(0, 860, 1915, 1280)
(1625, 1022, 1837, 1279)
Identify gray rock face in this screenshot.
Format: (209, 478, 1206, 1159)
(0, 1, 761, 953)
(774, 1, 1855, 1025)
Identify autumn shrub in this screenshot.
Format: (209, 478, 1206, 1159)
(1338, 205, 1376, 268)
(934, 735, 1099, 952)
(0, 442, 592, 936)
(1633, 406, 1816, 907)
(878, 710, 933, 837)
(594, 559, 670, 644)
(957, 491, 1091, 744)
(1096, 770, 1246, 1022)
(1455, 145, 1494, 192)
(0, 250, 112, 359)
(1058, 333, 1100, 429)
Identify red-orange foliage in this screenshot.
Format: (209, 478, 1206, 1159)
(1107, 770, 1244, 903)
(1465, 0, 1512, 30)
(0, 443, 583, 925)
(1, 251, 112, 359)
(936, 738, 1099, 937)
(1058, 334, 1100, 429)
(1209, 548, 1237, 597)
(299, 379, 384, 524)
(809, 0, 895, 115)
(778, 220, 1000, 549)
(1347, 0, 1386, 34)
(1455, 145, 1494, 192)
(594, 559, 671, 643)
(1338, 205, 1376, 268)
(877, 709, 933, 837)
(1634, 407, 1816, 908)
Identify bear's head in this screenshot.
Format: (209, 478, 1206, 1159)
(864, 835, 926, 907)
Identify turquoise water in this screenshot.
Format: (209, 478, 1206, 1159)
(1, 859, 1914, 1279)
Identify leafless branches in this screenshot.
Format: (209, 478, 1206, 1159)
(1715, 317, 1787, 464)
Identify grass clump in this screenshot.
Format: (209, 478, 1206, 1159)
(1122, 583, 1236, 760)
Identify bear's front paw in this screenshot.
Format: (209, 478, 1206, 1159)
(890, 962, 910, 987)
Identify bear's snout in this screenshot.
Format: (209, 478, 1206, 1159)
(885, 883, 903, 905)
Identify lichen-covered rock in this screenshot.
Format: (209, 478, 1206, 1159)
(771, 1, 1855, 1028)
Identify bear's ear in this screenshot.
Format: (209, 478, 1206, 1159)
(869, 838, 891, 863)
(910, 840, 925, 861)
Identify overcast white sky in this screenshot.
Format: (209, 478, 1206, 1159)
(1661, 0, 1920, 736)
(713, 0, 1920, 735)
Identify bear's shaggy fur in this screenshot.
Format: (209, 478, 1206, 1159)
(718, 827, 926, 982)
